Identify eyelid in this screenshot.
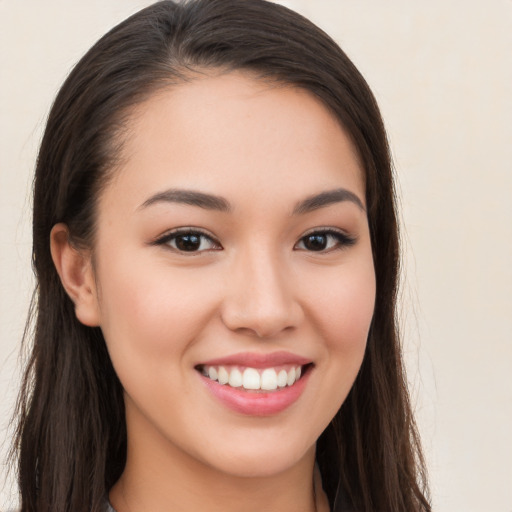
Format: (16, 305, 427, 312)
(300, 226, 353, 238)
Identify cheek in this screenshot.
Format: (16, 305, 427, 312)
(309, 259, 376, 353)
(95, 254, 220, 367)
(294, 257, 375, 438)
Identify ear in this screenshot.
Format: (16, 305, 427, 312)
(50, 223, 101, 327)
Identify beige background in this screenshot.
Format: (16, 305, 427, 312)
(1, 1, 511, 510)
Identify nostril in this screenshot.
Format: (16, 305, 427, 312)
(221, 311, 302, 339)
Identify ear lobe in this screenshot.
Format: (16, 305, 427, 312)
(50, 223, 101, 327)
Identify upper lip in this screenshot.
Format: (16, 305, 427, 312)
(197, 351, 312, 368)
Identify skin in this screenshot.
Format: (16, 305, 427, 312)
(51, 72, 376, 512)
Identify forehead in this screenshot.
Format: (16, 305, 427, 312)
(102, 71, 365, 211)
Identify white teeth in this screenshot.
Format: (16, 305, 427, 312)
(286, 367, 296, 386)
(203, 364, 304, 391)
(201, 366, 302, 391)
(277, 369, 288, 388)
(242, 368, 261, 390)
(218, 366, 229, 385)
(261, 368, 278, 390)
(228, 368, 243, 387)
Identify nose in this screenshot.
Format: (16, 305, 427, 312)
(220, 246, 303, 338)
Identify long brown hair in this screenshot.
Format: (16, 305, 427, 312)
(12, 1, 430, 510)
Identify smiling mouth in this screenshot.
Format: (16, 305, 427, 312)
(195, 364, 312, 392)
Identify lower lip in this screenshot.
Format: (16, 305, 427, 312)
(200, 368, 311, 416)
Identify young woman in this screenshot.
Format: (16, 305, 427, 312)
(12, 1, 431, 511)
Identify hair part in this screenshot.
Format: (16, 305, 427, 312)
(12, 1, 430, 510)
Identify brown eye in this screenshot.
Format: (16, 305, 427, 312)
(154, 229, 221, 253)
(303, 234, 329, 251)
(174, 234, 202, 251)
(295, 230, 356, 252)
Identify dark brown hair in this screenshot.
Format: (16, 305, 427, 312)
(12, 1, 430, 510)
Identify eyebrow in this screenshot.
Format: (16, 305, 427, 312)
(139, 189, 231, 212)
(292, 188, 365, 214)
(139, 187, 364, 214)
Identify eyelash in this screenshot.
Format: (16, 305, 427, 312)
(294, 228, 356, 253)
(152, 227, 356, 254)
(152, 228, 221, 253)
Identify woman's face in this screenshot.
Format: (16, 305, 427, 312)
(88, 72, 375, 478)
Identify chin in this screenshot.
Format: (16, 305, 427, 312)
(203, 438, 316, 479)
